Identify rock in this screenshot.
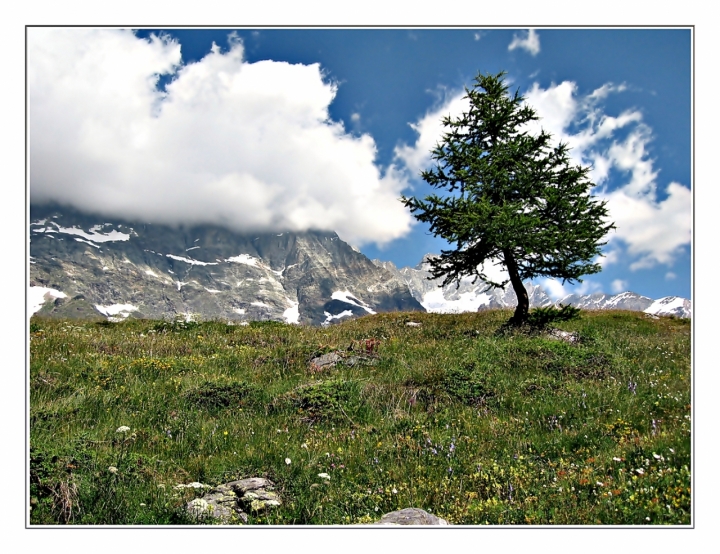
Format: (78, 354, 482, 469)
(309, 352, 343, 371)
(184, 477, 280, 524)
(374, 507, 449, 525)
(547, 328, 579, 343)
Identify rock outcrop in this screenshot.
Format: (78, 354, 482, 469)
(184, 477, 281, 524)
(29, 203, 424, 326)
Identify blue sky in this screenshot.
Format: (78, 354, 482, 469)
(28, 27, 691, 300)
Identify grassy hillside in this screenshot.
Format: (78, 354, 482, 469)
(29, 310, 691, 525)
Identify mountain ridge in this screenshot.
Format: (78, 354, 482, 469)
(29, 205, 691, 323)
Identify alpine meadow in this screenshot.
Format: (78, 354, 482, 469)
(28, 27, 692, 528)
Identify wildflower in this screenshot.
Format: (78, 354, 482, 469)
(301, 443, 308, 449)
(116, 426, 131, 433)
(596, 482, 604, 487)
(613, 457, 622, 462)
(652, 453, 661, 460)
(628, 381, 637, 394)
(392, 487, 397, 494)
(108, 466, 118, 474)
(285, 458, 291, 465)
(223, 431, 228, 436)
(318, 473, 330, 480)
(636, 468, 645, 475)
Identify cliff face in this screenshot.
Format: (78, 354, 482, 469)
(29, 204, 424, 325)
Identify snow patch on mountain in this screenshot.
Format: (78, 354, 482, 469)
(29, 286, 67, 314)
(323, 310, 354, 326)
(283, 301, 300, 324)
(166, 254, 218, 266)
(95, 303, 138, 321)
(644, 297, 691, 318)
(74, 237, 100, 248)
(226, 254, 260, 267)
(331, 291, 376, 314)
(36, 222, 132, 242)
(421, 289, 492, 313)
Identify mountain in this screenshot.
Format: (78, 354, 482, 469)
(373, 255, 692, 319)
(29, 205, 691, 324)
(29, 204, 424, 326)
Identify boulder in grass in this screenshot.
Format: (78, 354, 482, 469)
(374, 507, 449, 525)
(184, 477, 280, 524)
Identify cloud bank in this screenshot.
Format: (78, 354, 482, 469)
(394, 78, 690, 275)
(28, 28, 413, 246)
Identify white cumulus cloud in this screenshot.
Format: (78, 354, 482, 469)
(28, 28, 413, 247)
(611, 279, 628, 293)
(508, 29, 540, 56)
(394, 77, 690, 273)
(394, 93, 470, 177)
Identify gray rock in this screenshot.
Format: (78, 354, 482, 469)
(374, 508, 449, 526)
(309, 352, 343, 371)
(547, 328, 579, 343)
(184, 477, 280, 524)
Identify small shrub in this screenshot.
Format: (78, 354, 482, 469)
(184, 381, 259, 410)
(249, 320, 287, 329)
(275, 380, 357, 422)
(443, 364, 495, 406)
(152, 318, 200, 333)
(527, 304, 581, 330)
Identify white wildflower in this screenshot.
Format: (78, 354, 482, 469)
(636, 468, 645, 475)
(613, 457, 622, 462)
(108, 466, 118, 474)
(285, 458, 291, 465)
(318, 473, 331, 480)
(116, 426, 131, 433)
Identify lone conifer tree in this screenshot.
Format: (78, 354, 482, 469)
(402, 71, 615, 325)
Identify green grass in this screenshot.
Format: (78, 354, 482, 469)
(29, 310, 691, 525)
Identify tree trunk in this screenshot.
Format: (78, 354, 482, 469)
(503, 248, 529, 325)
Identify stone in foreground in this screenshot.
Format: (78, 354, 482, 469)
(184, 477, 280, 524)
(374, 508, 449, 526)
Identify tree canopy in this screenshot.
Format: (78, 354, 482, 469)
(401, 71, 615, 324)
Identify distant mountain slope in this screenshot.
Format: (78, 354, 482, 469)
(29, 204, 424, 325)
(373, 255, 692, 319)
